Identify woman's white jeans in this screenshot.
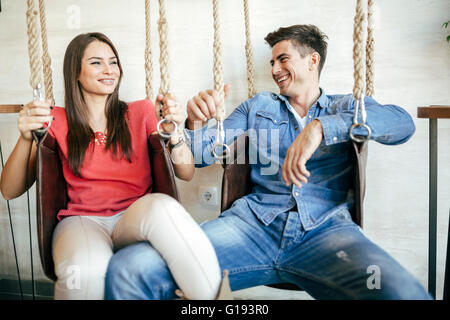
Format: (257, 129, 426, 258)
(52, 193, 182, 300)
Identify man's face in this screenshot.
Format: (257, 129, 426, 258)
(270, 40, 312, 96)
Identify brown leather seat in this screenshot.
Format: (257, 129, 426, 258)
(33, 132, 179, 281)
(221, 133, 368, 290)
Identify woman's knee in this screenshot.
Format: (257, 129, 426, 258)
(113, 193, 185, 249)
(127, 193, 183, 218)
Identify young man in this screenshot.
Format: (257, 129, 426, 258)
(105, 25, 430, 300)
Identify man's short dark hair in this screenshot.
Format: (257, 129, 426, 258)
(265, 24, 328, 77)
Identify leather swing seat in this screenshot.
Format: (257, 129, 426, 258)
(220, 133, 368, 291)
(33, 131, 179, 281)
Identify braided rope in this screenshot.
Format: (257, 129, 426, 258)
(158, 0, 170, 95)
(38, 0, 54, 104)
(352, 0, 366, 101)
(365, 0, 374, 97)
(243, 0, 256, 98)
(144, 0, 154, 101)
(212, 0, 225, 120)
(26, 0, 42, 90)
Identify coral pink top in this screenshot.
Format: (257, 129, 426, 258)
(48, 100, 159, 220)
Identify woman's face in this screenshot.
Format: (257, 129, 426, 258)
(78, 40, 120, 98)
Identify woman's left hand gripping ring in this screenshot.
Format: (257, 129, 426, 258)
(156, 99, 178, 139)
(157, 118, 178, 139)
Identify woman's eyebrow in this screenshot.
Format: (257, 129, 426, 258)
(88, 56, 117, 60)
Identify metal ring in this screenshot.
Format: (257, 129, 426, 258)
(33, 120, 52, 137)
(349, 123, 372, 143)
(212, 142, 230, 160)
(157, 119, 178, 139)
(26, 108, 31, 117)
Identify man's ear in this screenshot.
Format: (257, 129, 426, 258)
(309, 52, 321, 71)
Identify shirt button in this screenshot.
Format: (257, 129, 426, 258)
(308, 115, 312, 119)
(274, 120, 277, 124)
(294, 192, 299, 197)
(332, 136, 338, 142)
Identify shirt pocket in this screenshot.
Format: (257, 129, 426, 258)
(252, 111, 290, 158)
(255, 111, 289, 129)
(254, 111, 289, 140)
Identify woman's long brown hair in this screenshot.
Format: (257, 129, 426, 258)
(63, 32, 131, 176)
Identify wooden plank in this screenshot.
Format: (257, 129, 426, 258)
(0, 104, 23, 114)
(417, 105, 450, 119)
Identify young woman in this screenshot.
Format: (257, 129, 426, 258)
(0, 32, 194, 299)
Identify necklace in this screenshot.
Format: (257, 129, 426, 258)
(93, 131, 107, 146)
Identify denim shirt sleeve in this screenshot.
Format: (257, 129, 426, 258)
(317, 95, 416, 146)
(184, 101, 250, 167)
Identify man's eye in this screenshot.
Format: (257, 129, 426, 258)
(110, 61, 118, 65)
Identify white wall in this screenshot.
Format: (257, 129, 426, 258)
(0, 0, 449, 299)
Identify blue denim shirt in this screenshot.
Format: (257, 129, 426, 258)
(185, 89, 415, 231)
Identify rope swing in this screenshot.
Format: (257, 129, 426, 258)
(349, 0, 374, 143)
(26, 0, 53, 136)
(26, 0, 42, 94)
(144, 0, 154, 101)
(13, 0, 380, 301)
(243, 0, 256, 98)
(24, 0, 58, 300)
(37, 0, 54, 105)
(211, 0, 230, 160)
(155, 0, 178, 139)
(365, 0, 375, 97)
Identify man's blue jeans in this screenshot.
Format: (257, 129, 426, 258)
(105, 201, 431, 300)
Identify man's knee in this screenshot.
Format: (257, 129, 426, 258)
(361, 267, 431, 300)
(105, 242, 177, 300)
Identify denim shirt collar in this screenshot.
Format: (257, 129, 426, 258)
(316, 88, 329, 109)
(273, 88, 329, 120)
